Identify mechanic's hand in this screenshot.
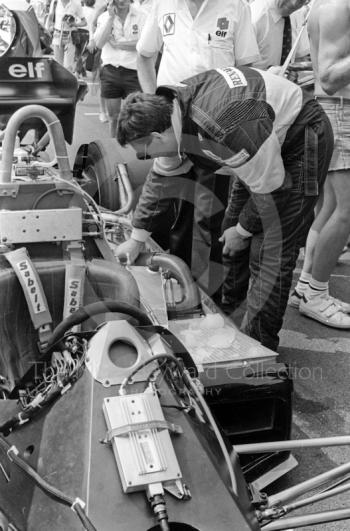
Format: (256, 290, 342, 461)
(219, 226, 250, 257)
(115, 238, 145, 265)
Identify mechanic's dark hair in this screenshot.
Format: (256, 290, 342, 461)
(117, 92, 173, 146)
(84, 0, 96, 7)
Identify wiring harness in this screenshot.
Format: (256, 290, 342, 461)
(0, 334, 86, 436)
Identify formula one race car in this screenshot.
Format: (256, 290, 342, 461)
(1, 16, 350, 531)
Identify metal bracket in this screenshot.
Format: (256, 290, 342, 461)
(0, 184, 19, 197)
(249, 483, 269, 509)
(0, 208, 83, 244)
(65, 241, 85, 263)
(85, 320, 156, 386)
(164, 480, 191, 500)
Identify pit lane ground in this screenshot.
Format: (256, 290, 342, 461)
(268, 248, 350, 531)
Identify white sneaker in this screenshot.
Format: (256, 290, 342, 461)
(299, 294, 350, 328)
(290, 290, 350, 313)
(99, 112, 108, 123)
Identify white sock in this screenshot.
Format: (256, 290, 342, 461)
(305, 278, 329, 300)
(295, 271, 312, 295)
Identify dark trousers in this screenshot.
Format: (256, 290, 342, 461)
(166, 167, 230, 301)
(222, 107, 334, 351)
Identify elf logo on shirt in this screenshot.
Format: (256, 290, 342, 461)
(132, 24, 139, 34)
(163, 13, 175, 36)
(216, 17, 229, 37)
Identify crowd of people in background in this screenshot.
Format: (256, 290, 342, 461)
(25, 0, 350, 351)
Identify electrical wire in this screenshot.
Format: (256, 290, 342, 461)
(1, 339, 86, 433)
(31, 186, 75, 209)
(0, 386, 62, 435)
(29, 174, 106, 238)
(181, 369, 238, 497)
(144, 359, 168, 390)
(74, 503, 98, 531)
(53, 174, 106, 236)
(0, 435, 97, 531)
(119, 353, 184, 395)
(119, 351, 238, 496)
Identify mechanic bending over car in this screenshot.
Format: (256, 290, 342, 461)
(135, 0, 260, 303)
(115, 66, 333, 351)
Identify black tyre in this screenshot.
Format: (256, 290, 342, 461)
(73, 139, 120, 210)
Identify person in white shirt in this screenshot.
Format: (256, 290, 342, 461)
(137, 0, 261, 92)
(250, 0, 310, 71)
(47, 0, 87, 69)
(115, 0, 261, 301)
(94, 0, 146, 137)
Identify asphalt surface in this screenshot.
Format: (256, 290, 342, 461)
(72, 81, 350, 531)
(269, 248, 350, 531)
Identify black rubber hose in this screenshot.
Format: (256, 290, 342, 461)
(44, 300, 153, 352)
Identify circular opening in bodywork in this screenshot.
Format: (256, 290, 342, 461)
(148, 524, 200, 531)
(108, 340, 138, 368)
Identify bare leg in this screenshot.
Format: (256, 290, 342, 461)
(63, 42, 75, 73)
(312, 170, 350, 281)
(53, 44, 64, 65)
(99, 96, 108, 122)
(105, 97, 122, 138)
(301, 177, 336, 274)
(298, 171, 350, 324)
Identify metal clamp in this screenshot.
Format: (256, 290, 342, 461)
(102, 419, 183, 444)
